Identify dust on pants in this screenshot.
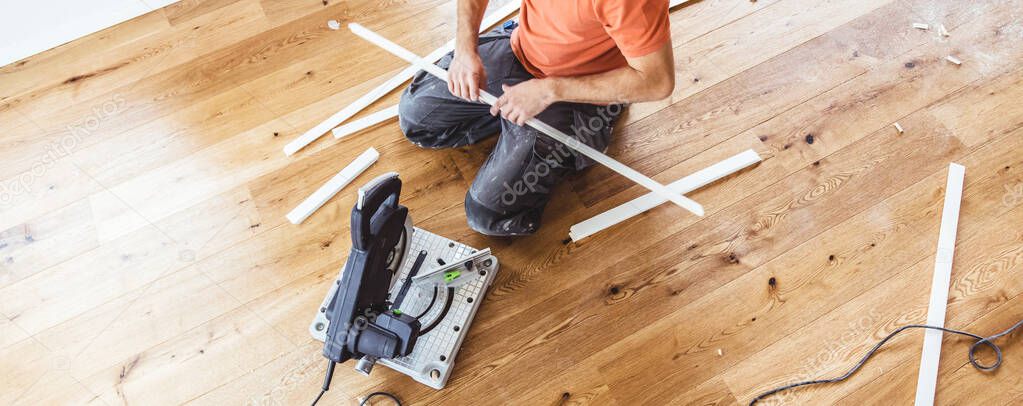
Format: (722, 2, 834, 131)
(398, 23, 623, 236)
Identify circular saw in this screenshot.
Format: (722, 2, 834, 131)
(320, 172, 419, 373)
(310, 172, 499, 394)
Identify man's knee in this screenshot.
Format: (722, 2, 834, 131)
(464, 192, 542, 237)
(397, 88, 430, 145)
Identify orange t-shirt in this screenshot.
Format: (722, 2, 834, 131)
(510, 0, 671, 78)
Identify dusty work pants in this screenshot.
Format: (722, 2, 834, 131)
(398, 23, 622, 236)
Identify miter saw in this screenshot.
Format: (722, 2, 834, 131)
(309, 172, 499, 402)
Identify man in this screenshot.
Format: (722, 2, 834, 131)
(398, 0, 675, 236)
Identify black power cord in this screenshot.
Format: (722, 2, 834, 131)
(311, 360, 335, 406)
(749, 319, 1023, 405)
(360, 391, 402, 405)
(309, 360, 402, 406)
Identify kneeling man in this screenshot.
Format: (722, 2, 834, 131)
(399, 0, 675, 236)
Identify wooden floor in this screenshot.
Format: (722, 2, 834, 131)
(2, 0, 1022, 404)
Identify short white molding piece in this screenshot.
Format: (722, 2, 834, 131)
(283, 59, 439, 156)
(283, 1, 521, 156)
(349, 23, 704, 216)
(286, 147, 380, 224)
(670, 0, 691, 7)
(333, 105, 400, 139)
(569, 149, 761, 241)
(914, 163, 966, 406)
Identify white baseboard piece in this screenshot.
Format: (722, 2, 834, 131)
(314, 0, 693, 145)
(283, 1, 521, 156)
(286, 147, 380, 224)
(349, 23, 704, 216)
(283, 46, 447, 156)
(569, 149, 762, 241)
(333, 105, 400, 139)
(913, 163, 966, 406)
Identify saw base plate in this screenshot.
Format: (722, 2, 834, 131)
(310, 227, 498, 389)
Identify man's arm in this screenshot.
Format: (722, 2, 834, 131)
(491, 43, 676, 125)
(449, 0, 490, 101)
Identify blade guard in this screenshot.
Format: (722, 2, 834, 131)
(322, 172, 419, 365)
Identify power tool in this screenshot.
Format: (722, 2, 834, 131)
(310, 172, 498, 402)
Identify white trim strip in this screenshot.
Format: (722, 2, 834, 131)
(309, 0, 691, 144)
(333, 105, 400, 139)
(349, 23, 704, 216)
(914, 163, 966, 406)
(283, 2, 520, 156)
(286, 147, 380, 224)
(570, 149, 761, 241)
(283, 46, 446, 156)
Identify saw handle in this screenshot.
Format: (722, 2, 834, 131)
(351, 173, 403, 250)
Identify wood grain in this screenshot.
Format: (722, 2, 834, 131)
(1, 0, 1021, 404)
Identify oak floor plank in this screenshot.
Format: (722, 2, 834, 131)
(723, 131, 1023, 404)
(625, 0, 895, 125)
(668, 0, 782, 47)
(0, 200, 98, 288)
(0, 316, 30, 351)
(0, 1, 270, 133)
(1, 0, 444, 162)
(574, 0, 922, 208)
(79, 306, 293, 405)
(926, 294, 1023, 405)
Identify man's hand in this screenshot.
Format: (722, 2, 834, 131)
(490, 80, 557, 126)
(449, 51, 487, 101)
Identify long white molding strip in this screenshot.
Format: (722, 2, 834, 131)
(283, 1, 521, 156)
(283, 45, 448, 156)
(286, 147, 380, 224)
(317, 0, 691, 144)
(349, 23, 704, 216)
(914, 163, 966, 406)
(333, 105, 400, 139)
(570, 149, 761, 241)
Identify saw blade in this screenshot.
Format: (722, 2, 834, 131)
(385, 216, 414, 291)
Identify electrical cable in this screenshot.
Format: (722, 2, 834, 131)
(749, 319, 1023, 405)
(311, 389, 326, 406)
(310, 360, 336, 406)
(359, 391, 402, 405)
(310, 361, 402, 406)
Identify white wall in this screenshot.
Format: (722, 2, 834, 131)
(0, 0, 180, 67)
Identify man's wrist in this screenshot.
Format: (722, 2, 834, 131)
(542, 78, 563, 104)
(454, 37, 478, 57)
